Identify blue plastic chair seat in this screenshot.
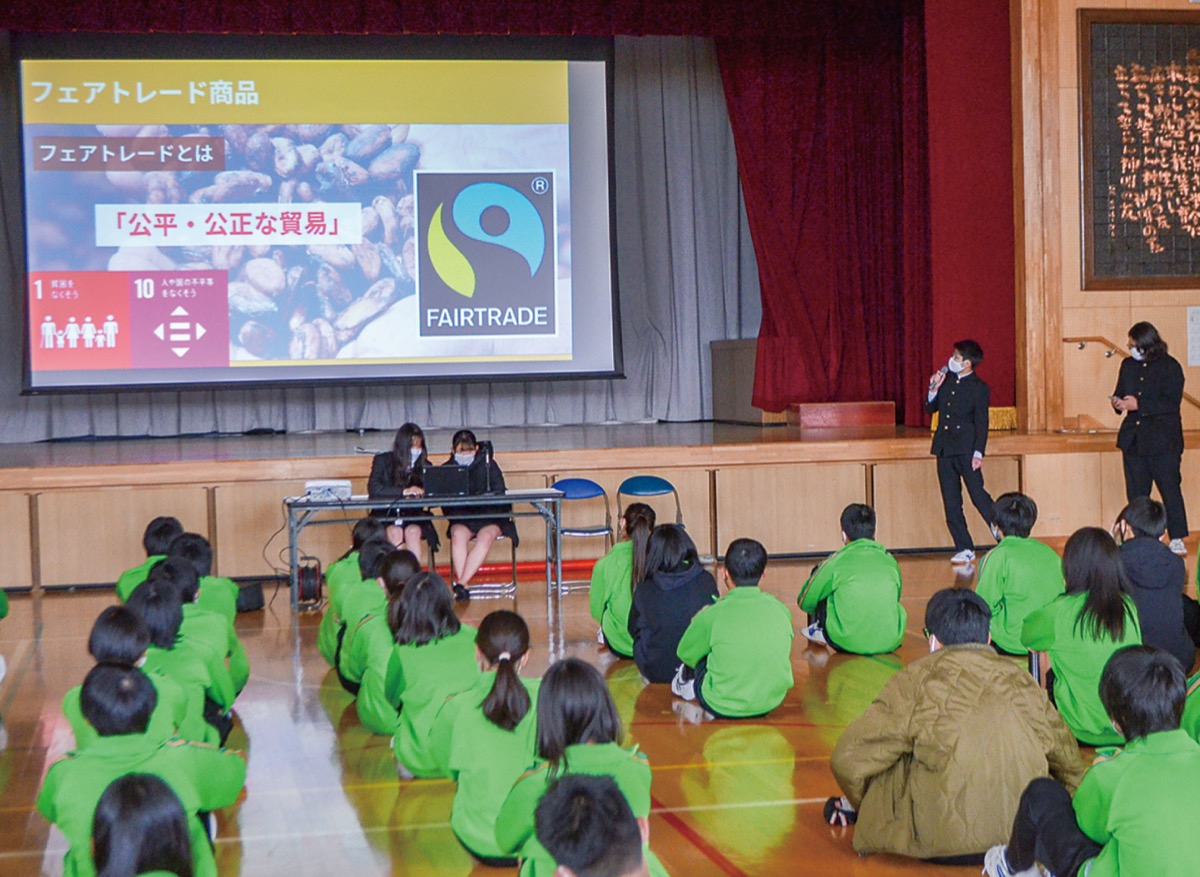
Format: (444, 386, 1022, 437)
(617, 475, 676, 497)
(554, 478, 608, 501)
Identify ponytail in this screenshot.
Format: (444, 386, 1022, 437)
(624, 503, 656, 594)
(477, 611, 531, 731)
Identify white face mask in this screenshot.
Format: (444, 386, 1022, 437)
(1129, 347, 1144, 361)
(948, 356, 964, 374)
(409, 447, 422, 463)
(454, 452, 475, 466)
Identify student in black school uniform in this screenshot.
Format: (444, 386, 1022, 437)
(926, 339, 995, 565)
(367, 422, 440, 559)
(443, 430, 517, 601)
(1112, 321, 1189, 555)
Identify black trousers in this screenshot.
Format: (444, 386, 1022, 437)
(936, 454, 995, 551)
(1123, 450, 1189, 540)
(1004, 778, 1101, 877)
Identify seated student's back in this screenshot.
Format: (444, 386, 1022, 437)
(318, 517, 389, 668)
(116, 516, 182, 603)
(590, 503, 655, 659)
(677, 538, 794, 717)
(973, 492, 1064, 655)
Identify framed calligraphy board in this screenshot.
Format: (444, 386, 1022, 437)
(1081, 10, 1200, 289)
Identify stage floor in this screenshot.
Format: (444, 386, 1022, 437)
(3, 551, 1196, 876)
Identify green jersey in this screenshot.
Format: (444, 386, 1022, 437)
(317, 551, 361, 667)
(589, 541, 636, 655)
(36, 733, 245, 877)
(495, 742, 669, 877)
(115, 554, 165, 602)
(1073, 729, 1200, 877)
(143, 636, 236, 713)
(1181, 671, 1200, 743)
(336, 583, 387, 683)
(974, 535, 1064, 655)
(387, 624, 480, 777)
(196, 575, 238, 624)
(429, 673, 540, 858)
(62, 667, 190, 749)
(677, 586, 794, 716)
(350, 613, 401, 735)
(1021, 592, 1142, 745)
(180, 603, 249, 693)
(798, 539, 906, 654)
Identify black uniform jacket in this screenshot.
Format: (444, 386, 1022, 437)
(1113, 353, 1184, 457)
(924, 372, 990, 458)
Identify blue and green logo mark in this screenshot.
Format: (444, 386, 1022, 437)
(417, 172, 555, 337)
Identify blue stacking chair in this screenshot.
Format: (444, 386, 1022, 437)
(616, 475, 684, 527)
(553, 477, 614, 593)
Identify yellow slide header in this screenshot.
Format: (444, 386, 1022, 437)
(22, 59, 569, 125)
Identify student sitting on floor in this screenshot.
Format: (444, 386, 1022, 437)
(37, 664, 246, 877)
(672, 538, 794, 719)
(1021, 527, 1143, 746)
(590, 502, 656, 659)
(318, 516, 389, 668)
(797, 503, 906, 655)
(535, 774, 651, 877)
(828, 588, 1084, 864)
(974, 492, 1065, 656)
(115, 516, 183, 603)
(335, 539, 399, 694)
(168, 533, 239, 623)
(1114, 497, 1196, 672)
(627, 525, 719, 683)
(346, 548, 421, 735)
(127, 579, 236, 745)
(428, 610, 540, 867)
(62, 605, 191, 748)
(495, 657, 668, 877)
(387, 571, 481, 778)
(92, 774, 194, 877)
(984, 645, 1200, 877)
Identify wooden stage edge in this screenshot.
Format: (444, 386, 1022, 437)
(1, 422, 1194, 590)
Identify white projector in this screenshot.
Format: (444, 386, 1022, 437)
(304, 479, 353, 500)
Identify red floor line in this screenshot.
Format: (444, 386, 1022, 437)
(630, 720, 840, 728)
(650, 794, 748, 877)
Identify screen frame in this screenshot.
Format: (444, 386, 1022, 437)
(9, 31, 623, 395)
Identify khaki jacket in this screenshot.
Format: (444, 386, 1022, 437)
(831, 643, 1085, 859)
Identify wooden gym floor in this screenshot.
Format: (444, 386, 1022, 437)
(3, 546, 1194, 876)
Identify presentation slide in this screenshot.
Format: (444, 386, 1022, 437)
(18, 52, 618, 391)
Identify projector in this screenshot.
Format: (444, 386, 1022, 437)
(304, 479, 352, 500)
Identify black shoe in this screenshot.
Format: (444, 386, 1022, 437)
(452, 583, 471, 602)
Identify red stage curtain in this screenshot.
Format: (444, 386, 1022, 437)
(716, 1, 931, 423)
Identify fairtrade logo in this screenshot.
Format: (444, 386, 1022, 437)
(426, 182, 546, 298)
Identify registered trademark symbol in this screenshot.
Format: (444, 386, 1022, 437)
(531, 177, 549, 195)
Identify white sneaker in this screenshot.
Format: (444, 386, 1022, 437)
(981, 845, 1042, 877)
(670, 664, 696, 700)
(801, 622, 827, 645)
(596, 627, 606, 646)
(950, 549, 976, 565)
(1169, 539, 1187, 556)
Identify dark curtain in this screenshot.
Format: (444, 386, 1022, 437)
(716, 1, 930, 423)
(1, 0, 932, 426)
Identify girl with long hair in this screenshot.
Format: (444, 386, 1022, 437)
(442, 429, 518, 600)
(368, 422, 440, 558)
(93, 774, 193, 877)
(589, 503, 656, 658)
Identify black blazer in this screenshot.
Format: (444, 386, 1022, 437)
(367, 452, 424, 500)
(1114, 353, 1184, 457)
(925, 372, 990, 457)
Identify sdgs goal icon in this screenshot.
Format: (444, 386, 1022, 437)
(416, 171, 556, 337)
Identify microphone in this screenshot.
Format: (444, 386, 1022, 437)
(929, 365, 948, 392)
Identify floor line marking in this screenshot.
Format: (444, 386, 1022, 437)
(651, 794, 748, 877)
(652, 796, 827, 814)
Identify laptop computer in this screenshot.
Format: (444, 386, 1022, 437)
(422, 464, 470, 497)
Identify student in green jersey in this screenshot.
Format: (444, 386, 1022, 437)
(62, 606, 191, 749)
(92, 774, 194, 877)
(428, 610, 540, 866)
(115, 516, 183, 603)
(348, 548, 421, 734)
(536, 774, 650, 877)
(975, 492, 1065, 655)
(673, 538, 794, 718)
(590, 503, 655, 658)
(387, 571, 480, 778)
(1021, 527, 1142, 746)
(336, 540, 400, 694)
(495, 658, 668, 877)
(37, 664, 245, 877)
(798, 503, 906, 655)
(127, 579, 236, 745)
(168, 533, 239, 623)
(318, 517, 389, 668)
(985, 646, 1200, 877)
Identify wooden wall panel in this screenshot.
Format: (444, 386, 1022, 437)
(873, 457, 1020, 550)
(1023, 452, 1107, 538)
(0, 493, 34, 589)
(714, 464, 867, 555)
(37, 486, 209, 586)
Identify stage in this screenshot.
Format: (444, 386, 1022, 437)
(0, 422, 1195, 590)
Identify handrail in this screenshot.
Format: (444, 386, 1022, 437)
(1063, 335, 1200, 412)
